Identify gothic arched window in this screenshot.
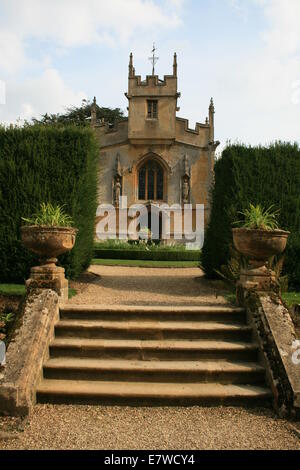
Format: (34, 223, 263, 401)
(138, 160, 164, 201)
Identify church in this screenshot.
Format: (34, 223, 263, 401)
(92, 51, 219, 243)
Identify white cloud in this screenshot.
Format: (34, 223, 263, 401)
(0, 31, 25, 73)
(228, 0, 250, 20)
(216, 0, 300, 147)
(0, 68, 86, 124)
(0, 0, 182, 72)
(257, 0, 300, 55)
(0, 0, 183, 123)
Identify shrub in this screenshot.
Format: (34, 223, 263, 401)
(202, 142, 300, 289)
(94, 240, 197, 252)
(0, 125, 98, 282)
(94, 247, 201, 262)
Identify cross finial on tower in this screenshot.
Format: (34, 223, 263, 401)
(148, 43, 159, 75)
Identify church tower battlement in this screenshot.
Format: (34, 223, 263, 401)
(126, 52, 179, 145)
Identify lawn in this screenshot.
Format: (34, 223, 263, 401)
(281, 292, 300, 308)
(0, 284, 26, 296)
(91, 259, 200, 268)
(0, 284, 77, 299)
(94, 240, 199, 251)
(225, 291, 300, 309)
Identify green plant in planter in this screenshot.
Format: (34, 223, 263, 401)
(215, 246, 247, 286)
(22, 202, 73, 227)
(0, 312, 15, 342)
(235, 203, 280, 231)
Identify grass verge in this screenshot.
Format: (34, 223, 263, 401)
(0, 284, 77, 299)
(91, 259, 200, 268)
(281, 292, 300, 308)
(224, 291, 300, 309)
(0, 284, 26, 296)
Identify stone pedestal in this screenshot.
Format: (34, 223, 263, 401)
(238, 264, 277, 292)
(26, 265, 68, 303)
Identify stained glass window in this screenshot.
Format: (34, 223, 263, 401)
(138, 167, 146, 200)
(156, 166, 163, 200)
(148, 167, 155, 199)
(138, 160, 164, 200)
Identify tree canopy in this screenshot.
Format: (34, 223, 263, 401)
(31, 99, 126, 126)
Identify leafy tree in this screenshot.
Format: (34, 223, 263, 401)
(30, 99, 126, 127)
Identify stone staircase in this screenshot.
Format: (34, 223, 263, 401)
(36, 305, 272, 406)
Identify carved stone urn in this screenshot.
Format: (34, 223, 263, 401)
(232, 228, 289, 291)
(21, 226, 78, 302)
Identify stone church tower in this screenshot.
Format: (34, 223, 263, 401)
(93, 52, 219, 243)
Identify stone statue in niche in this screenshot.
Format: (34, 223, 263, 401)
(114, 176, 122, 208)
(182, 175, 190, 204)
(182, 154, 190, 204)
(113, 153, 122, 208)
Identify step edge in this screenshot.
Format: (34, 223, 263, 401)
(55, 322, 251, 331)
(50, 339, 259, 350)
(60, 305, 245, 313)
(44, 360, 265, 373)
(36, 380, 272, 398)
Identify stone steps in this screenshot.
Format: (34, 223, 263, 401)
(37, 379, 272, 406)
(49, 337, 259, 361)
(43, 357, 266, 384)
(36, 304, 271, 406)
(59, 305, 246, 323)
(55, 319, 253, 340)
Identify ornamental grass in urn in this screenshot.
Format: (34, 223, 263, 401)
(232, 204, 289, 290)
(21, 203, 78, 268)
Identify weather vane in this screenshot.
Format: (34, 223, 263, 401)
(149, 43, 159, 75)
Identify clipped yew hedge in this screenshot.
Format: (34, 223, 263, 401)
(94, 248, 201, 261)
(0, 125, 98, 283)
(202, 142, 300, 289)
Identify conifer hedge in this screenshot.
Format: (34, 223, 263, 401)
(202, 142, 300, 289)
(0, 126, 98, 283)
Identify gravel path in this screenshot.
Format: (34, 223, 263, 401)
(0, 405, 299, 450)
(69, 265, 229, 306)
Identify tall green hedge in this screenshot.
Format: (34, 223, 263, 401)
(202, 142, 300, 289)
(0, 125, 98, 283)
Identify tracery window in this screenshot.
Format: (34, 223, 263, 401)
(138, 160, 164, 200)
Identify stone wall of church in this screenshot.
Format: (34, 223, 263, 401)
(94, 114, 214, 217)
(127, 75, 178, 143)
(94, 134, 214, 232)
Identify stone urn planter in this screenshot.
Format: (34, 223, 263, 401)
(21, 226, 78, 301)
(232, 228, 290, 290)
(21, 226, 78, 267)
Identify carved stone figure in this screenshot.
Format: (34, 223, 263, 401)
(182, 154, 190, 204)
(114, 176, 121, 208)
(182, 175, 190, 204)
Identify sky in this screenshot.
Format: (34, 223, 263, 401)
(0, 0, 299, 151)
